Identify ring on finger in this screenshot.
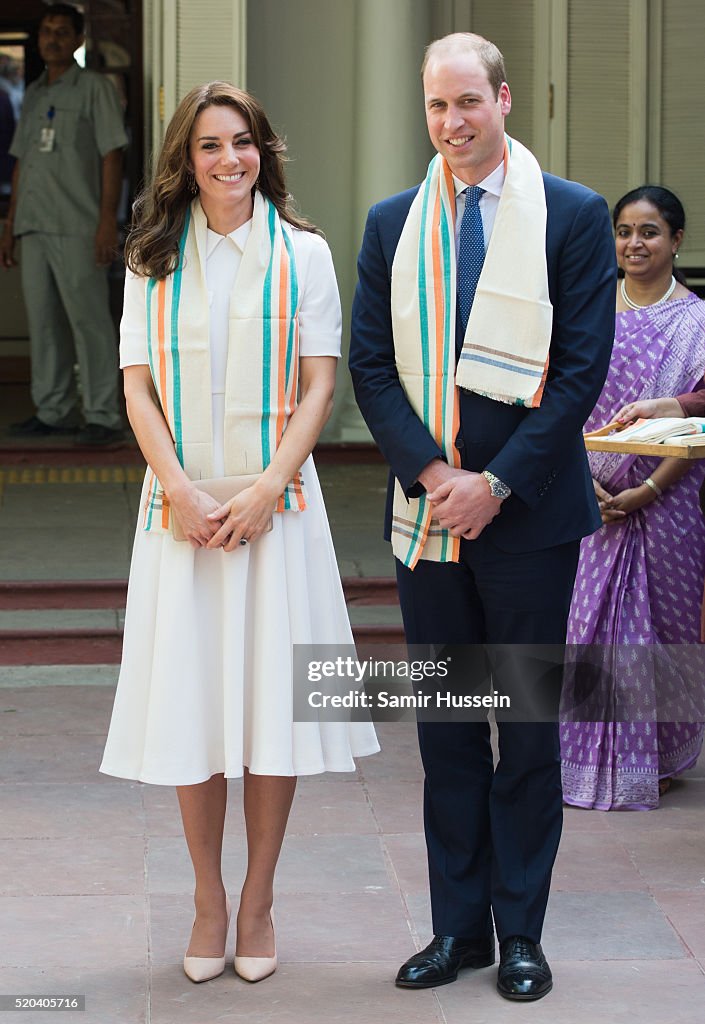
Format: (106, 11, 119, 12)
(239, 538, 248, 546)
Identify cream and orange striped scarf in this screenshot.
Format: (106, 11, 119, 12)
(390, 137, 552, 569)
(142, 192, 305, 534)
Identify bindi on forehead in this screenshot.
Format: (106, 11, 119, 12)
(618, 221, 661, 229)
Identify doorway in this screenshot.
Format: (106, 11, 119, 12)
(0, 0, 144, 428)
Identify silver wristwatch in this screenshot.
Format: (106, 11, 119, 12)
(482, 470, 511, 500)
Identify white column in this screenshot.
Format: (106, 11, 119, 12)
(334, 0, 432, 441)
(147, 0, 247, 160)
(353, 0, 432, 218)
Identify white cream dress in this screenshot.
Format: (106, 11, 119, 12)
(100, 221, 379, 784)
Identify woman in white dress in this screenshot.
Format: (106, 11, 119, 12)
(100, 82, 378, 985)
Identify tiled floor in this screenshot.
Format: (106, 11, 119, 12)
(0, 683, 703, 1024)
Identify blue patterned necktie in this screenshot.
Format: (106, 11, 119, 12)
(457, 185, 486, 334)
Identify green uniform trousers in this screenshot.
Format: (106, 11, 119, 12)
(20, 232, 121, 429)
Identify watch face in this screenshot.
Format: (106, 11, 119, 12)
(483, 471, 509, 498)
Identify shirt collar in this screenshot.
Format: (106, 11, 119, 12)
(38, 60, 82, 89)
(206, 217, 252, 257)
(452, 159, 506, 199)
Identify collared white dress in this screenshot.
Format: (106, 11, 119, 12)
(100, 221, 379, 784)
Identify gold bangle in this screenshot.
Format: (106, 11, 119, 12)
(642, 476, 663, 498)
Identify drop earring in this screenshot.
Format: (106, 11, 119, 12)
(188, 173, 198, 195)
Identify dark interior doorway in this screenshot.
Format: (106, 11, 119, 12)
(0, 1, 143, 423)
(0, 0, 143, 221)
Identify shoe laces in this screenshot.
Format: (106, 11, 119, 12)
(507, 936, 536, 961)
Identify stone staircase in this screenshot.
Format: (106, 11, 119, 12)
(0, 578, 403, 665)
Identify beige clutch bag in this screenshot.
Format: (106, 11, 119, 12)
(172, 474, 273, 542)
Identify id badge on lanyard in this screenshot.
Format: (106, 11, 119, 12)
(39, 105, 55, 152)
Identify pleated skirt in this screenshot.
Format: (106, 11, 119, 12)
(100, 455, 379, 785)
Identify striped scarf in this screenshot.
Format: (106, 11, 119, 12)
(390, 136, 552, 569)
(142, 192, 305, 533)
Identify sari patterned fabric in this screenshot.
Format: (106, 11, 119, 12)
(561, 294, 705, 810)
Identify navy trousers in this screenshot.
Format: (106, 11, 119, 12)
(395, 532, 579, 943)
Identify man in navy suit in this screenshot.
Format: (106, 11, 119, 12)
(349, 33, 615, 1001)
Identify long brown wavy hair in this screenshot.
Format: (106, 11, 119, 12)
(125, 82, 319, 280)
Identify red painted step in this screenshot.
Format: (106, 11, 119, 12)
(0, 577, 399, 610)
(0, 580, 128, 610)
(0, 578, 402, 664)
(0, 624, 403, 665)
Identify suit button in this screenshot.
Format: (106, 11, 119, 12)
(455, 436, 465, 450)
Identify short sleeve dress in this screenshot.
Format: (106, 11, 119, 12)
(100, 220, 379, 784)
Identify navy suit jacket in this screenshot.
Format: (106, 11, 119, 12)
(349, 172, 617, 553)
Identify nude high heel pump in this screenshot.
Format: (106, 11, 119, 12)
(183, 896, 232, 984)
(234, 912, 277, 982)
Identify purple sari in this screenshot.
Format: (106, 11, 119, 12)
(561, 294, 705, 810)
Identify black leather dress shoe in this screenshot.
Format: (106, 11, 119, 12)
(497, 936, 552, 1001)
(8, 415, 77, 437)
(396, 934, 495, 988)
(74, 424, 124, 447)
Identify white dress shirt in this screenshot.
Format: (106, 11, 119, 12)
(453, 159, 506, 259)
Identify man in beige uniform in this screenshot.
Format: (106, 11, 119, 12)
(0, 4, 127, 445)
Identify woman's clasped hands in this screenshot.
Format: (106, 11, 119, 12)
(593, 478, 656, 525)
(169, 478, 277, 550)
(168, 486, 223, 548)
(206, 479, 278, 551)
(593, 479, 623, 524)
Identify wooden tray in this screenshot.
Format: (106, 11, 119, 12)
(585, 437, 705, 459)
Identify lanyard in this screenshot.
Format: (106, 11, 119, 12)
(39, 106, 56, 151)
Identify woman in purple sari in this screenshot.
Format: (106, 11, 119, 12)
(561, 186, 705, 811)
